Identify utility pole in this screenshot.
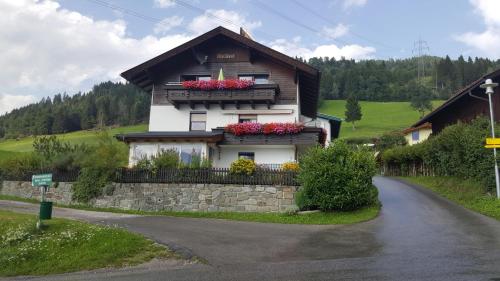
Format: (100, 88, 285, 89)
(412, 38, 430, 83)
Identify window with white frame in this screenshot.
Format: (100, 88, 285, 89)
(190, 112, 207, 131)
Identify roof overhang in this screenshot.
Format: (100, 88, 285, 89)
(115, 131, 224, 143)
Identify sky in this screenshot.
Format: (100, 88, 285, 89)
(0, 0, 499, 115)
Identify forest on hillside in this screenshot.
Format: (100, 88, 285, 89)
(0, 82, 150, 139)
(1, 55, 499, 139)
(309, 55, 500, 101)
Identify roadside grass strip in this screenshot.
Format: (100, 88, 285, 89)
(400, 176, 500, 221)
(0, 195, 380, 225)
(0, 210, 176, 277)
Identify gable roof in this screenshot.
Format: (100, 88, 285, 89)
(120, 26, 321, 118)
(413, 68, 500, 128)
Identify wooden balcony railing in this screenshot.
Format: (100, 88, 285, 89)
(162, 83, 279, 109)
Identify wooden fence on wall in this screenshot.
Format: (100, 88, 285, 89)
(381, 162, 437, 177)
(1, 168, 299, 186)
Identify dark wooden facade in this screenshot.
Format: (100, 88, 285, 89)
(121, 27, 320, 118)
(413, 69, 500, 133)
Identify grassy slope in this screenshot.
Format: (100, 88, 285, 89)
(400, 176, 500, 221)
(319, 100, 444, 139)
(0, 124, 147, 152)
(0, 210, 175, 277)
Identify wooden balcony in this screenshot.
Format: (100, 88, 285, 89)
(163, 84, 279, 109)
(213, 127, 324, 146)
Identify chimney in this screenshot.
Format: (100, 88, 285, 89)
(240, 27, 254, 40)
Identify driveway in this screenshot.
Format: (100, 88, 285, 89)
(1, 176, 500, 281)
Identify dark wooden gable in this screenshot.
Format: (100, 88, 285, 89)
(121, 26, 320, 118)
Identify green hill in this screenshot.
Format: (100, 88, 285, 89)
(319, 100, 444, 139)
(0, 124, 147, 153)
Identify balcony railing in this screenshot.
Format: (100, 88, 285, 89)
(163, 83, 279, 109)
(213, 127, 324, 146)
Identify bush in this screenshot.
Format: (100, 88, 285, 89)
(281, 162, 299, 172)
(152, 149, 179, 169)
(296, 141, 378, 211)
(72, 167, 112, 203)
(381, 117, 495, 191)
(230, 158, 256, 175)
(72, 131, 127, 203)
(376, 132, 406, 151)
(0, 153, 43, 179)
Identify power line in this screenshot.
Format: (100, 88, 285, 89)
(250, 0, 350, 46)
(290, 0, 399, 51)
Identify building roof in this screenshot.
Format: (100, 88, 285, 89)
(412, 68, 500, 128)
(317, 113, 342, 122)
(120, 26, 321, 118)
(115, 131, 224, 143)
(403, 122, 432, 134)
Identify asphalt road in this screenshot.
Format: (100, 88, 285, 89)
(2, 176, 500, 281)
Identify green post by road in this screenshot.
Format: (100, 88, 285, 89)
(32, 173, 53, 228)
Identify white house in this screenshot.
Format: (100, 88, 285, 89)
(116, 27, 341, 168)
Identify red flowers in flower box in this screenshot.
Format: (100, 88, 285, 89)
(225, 122, 304, 136)
(181, 79, 254, 90)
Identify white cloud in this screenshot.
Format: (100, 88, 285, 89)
(342, 0, 367, 9)
(455, 0, 500, 58)
(0, 94, 37, 115)
(154, 0, 175, 8)
(188, 9, 261, 34)
(322, 24, 349, 39)
(154, 16, 183, 34)
(268, 37, 375, 60)
(0, 0, 193, 101)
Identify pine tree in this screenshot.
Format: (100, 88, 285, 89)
(345, 95, 362, 130)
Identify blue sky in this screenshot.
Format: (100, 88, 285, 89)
(0, 0, 499, 114)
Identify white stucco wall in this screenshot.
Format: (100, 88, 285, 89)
(212, 145, 296, 168)
(149, 104, 299, 132)
(404, 128, 432, 146)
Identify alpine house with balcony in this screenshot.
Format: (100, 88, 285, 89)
(117, 26, 341, 168)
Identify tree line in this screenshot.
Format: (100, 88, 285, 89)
(0, 82, 150, 139)
(308, 55, 500, 102)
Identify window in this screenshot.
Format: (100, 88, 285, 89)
(238, 74, 269, 84)
(238, 152, 255, 161)
(190, 112, 206, 131)
(412, 131, 420, 141)
(181, 144, 202, 165)
(197, 76, 211, 81)
(182, 75, 211, 81)
(254, 74, 269, 84)
(238, 114, 257, 123)
(238, 75, 253, 81)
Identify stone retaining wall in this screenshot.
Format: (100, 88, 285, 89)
(0, 181, 298, 212)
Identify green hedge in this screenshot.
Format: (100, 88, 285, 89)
(381, 117, 495, 191)
(296, 141, 378, 211)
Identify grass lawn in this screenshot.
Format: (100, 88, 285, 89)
(400, 176, 500, 221)
(319, 100, 444, 139)
(0, 124, 147, 152)
(0, 195, 380, 225)
(0, 209, 176, 277)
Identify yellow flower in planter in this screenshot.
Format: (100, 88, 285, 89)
(281, 162, 299, 172)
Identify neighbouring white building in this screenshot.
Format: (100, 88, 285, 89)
(403, 122, 432, 146)
(117, 27, 341, 168)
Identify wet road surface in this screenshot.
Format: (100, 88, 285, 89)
(1, 176, 500, 280)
